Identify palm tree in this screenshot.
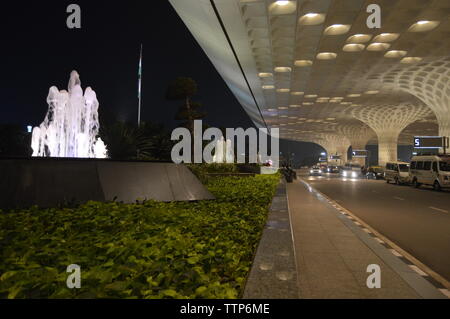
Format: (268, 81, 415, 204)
(0, 124, 32, 158)
(99, 121, 152, 160)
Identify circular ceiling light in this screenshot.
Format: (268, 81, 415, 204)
(347, 34, 372, 43)
(324, 24, 351, 36)
(267, 108, 277, 112)
(373, 33, 400, 43)
(408, 20, 440, 32)
(347, 94, 361, 98)
(277, 88, 291, 93)
(275, 0, 289, 5)
(291, 92, 304, 96)
(303, 102, 314, 105)
(258, 72, 273, 78)
(299, 13, 326, 26)
(364, 90, 379, 94)
(278, 106, 289, 110)
(400, 57, 423, 64)
(343, 44, 365, 52)
(289, 105, 301, 108)
(274, 67, 292, 73)
(367, 43, 391, 51)
(316, 52, 337, 60)
(384, 50, 407, 58)
(294, 60, 313, 67)
(305, 94, 318, 98)
(262, 85, 275, 90)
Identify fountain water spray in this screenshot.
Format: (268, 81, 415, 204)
(31, 71, 107, 158)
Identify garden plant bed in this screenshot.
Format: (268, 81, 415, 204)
(0, 174, 279, 299)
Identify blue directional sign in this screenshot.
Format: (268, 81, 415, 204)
(352, 150, 368, 158)
(413, 136, 446, 149)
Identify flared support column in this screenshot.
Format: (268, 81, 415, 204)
(438, 118, 450, 154)
(378, 134, 399, 166)
(336, 145, 349, 165)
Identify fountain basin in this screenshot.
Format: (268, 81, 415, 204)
(0, 158, 214, 209)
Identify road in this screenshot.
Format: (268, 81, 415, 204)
(299, 169, 450, 282)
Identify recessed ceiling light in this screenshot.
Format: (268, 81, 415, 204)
(289, 105, 301, 108)
(384, 50, 407, 58)
(367, 43, 391, 51)
(364, 90, 379, 94)
(299, 13, 326, 26)
(258, 72, 273, 78)
(291, 92, 304, 96)
(400, 57, 423, 64)
(274, 67, 292, 73)
(373, 33, 400, 43)
(343, 44, 365, 52)
(324, 24, 351, 36)
(305, 94, 318, 98)
(278, 106, 289, 110)
(303, 102, 314, 105)
(347, 94, 361, 98)
(347, 34, 372, 43)
(277, 89, 291, 93)
(316, 52, 337, 60)
(294, 60, 313, 67)
(408, 20, 440, 32)
(262, 85, 275, 90)
(267, 108, 277, 112)
(340, 102, 352, 105)
(275, 0, 289, 6)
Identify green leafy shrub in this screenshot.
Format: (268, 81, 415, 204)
(0, 174, 279, 299)
(187, 163, 238, 183)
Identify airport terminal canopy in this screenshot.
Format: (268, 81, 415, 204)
(170, 0, 450, 164)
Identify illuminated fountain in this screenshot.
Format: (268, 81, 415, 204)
(212, 136, 235, 163)
(31, 71, 107, 158)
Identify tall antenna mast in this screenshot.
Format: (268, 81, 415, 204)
(138, 44, 143, 127)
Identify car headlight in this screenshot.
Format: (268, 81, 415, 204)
(310, 170, 314, 173)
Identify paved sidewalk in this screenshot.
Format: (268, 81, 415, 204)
(287, 179, 446, 299)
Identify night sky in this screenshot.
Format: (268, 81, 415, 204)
(0, 0, 377, 164)
(0, 1, 255, 129)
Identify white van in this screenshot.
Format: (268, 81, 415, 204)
(410, 155, 450, 191)
(341, 162, 362, 178)
(385, 162, 410, 185)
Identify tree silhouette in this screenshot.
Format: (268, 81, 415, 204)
(166, 77, 206, 134)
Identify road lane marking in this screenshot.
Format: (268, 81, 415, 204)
(390, 249, 403, 257)
(409, 265, 428, 277)
(439, 289, 450, 298)
(393, 196, 405, 201)
(429, 206, 449, 214)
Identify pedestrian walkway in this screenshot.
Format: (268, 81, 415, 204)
(287, 178, 446, 299)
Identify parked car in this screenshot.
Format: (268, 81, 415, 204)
(385, 162, 410, 185)
(341, 162, 362, 178)
(309, 166, 322, 176)
(366, 166, 384, 180)
(410, 155, 450, 191)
